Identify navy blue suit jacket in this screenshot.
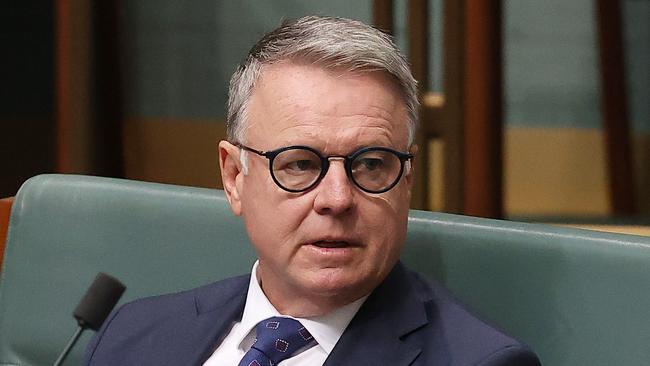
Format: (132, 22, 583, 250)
(82, 262, 540, 365)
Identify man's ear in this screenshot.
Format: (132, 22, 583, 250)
(218, 140, 243, 216)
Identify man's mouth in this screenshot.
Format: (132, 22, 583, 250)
(312, 240, 351, 248)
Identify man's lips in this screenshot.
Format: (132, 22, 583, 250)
(304, 238, 363, 248)
(302, 240, 361, 261)
(311, 240, 351, 248)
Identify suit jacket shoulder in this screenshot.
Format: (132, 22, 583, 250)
(324, 263, 541, 366)
(409, 268, 540, 365)
(82, 275, 250, 366)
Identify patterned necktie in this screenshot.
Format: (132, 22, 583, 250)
(238, 316, 316, 366)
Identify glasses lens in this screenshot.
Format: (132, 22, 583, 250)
(272, 148, 322, 191)
(351, 149, 403, 192)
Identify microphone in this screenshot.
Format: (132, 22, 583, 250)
(53, 272, 126, 366)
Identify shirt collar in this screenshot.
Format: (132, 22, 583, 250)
(237, 261, 367, 354)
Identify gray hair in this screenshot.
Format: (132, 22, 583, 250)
(226, 15, 419, 146)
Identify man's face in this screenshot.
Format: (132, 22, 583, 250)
(220, 62, 413, 315)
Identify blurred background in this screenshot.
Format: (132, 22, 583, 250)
(1, 0, 648, 225)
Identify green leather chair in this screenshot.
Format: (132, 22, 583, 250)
(1, 174, 649, 365)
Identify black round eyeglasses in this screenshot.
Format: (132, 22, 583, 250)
(236, 144, 414, 194)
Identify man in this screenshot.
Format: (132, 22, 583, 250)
(83, 16, 540, 365)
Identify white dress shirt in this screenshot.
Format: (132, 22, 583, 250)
(203, 261, 367, 365)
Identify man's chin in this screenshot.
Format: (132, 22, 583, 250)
(298, 269, 375, 301)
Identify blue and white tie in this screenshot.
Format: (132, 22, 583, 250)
(238, 317, 316, 366)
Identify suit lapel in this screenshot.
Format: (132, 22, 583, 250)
(324, 263, 427, 366)
(165, 275, 250, 365)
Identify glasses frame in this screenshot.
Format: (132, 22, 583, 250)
(236, 143, 414, 194)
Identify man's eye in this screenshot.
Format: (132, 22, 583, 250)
(286, 160, 318, 171)
(357, 158, 384, 171)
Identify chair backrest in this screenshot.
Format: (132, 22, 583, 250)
(1, 174, 649, 365)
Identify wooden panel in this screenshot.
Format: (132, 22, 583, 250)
(92, 0, 125, 177)
(462, 0, 503, 218)
(56, 0, 125, 177)
(123, 119, 226, 189)
(633, 134, 650, 215)
(596, 0, 636, 215)
(505, 127, 609, 217)
(55, 0, 93, 173)
(407, 0, 430, 210)
(408, 0, 503, 216)
(427, 137, 445, 211)
(0, 197, 14, 268)
(437, 0, 465, 214)
(373, 0, 394, 34)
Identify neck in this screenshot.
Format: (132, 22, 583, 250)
(267, 290, 359, 317)
(256, 266, 370, 317)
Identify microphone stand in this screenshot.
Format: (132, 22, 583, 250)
(51, 272, 125, 366)
(53, 326, 85, 366)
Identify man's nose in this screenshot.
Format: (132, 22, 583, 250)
(313, 158, 354, 215)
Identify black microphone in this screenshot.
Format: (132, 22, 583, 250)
(53, 272, 126, 366)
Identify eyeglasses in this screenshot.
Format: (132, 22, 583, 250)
(237, 144, 414, 194)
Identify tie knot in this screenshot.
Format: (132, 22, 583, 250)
(239, 317, 316, 366)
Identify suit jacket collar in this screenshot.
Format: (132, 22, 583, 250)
(324, 262, 427, 366)
(188, 275, 250, 365)
(188, 262, 427, 366)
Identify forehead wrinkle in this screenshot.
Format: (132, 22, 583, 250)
(261, 66, 401, 118)
(248, 109, 406, 152)
(367, 104, 407, 127)
(306, 97, 401, 126)
(246, 63, 409, 149)
(292, 107, 399, 133)
(275, 123, 321, 143)
(277, 124, 395, 150)
(246, 86, 311, 144)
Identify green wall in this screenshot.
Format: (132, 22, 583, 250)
(121, 0, 371, 120)
(120, 1, 649, 131)
(505, 0, 649, 132)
